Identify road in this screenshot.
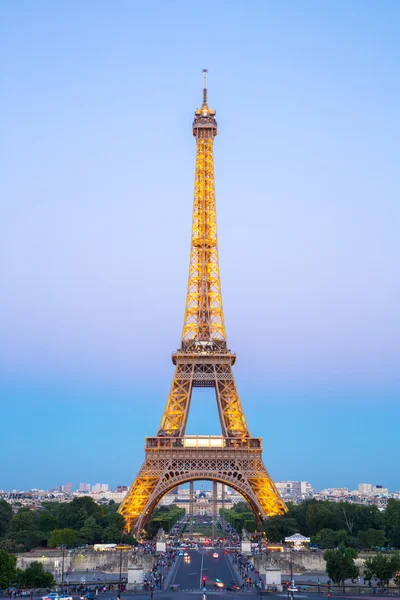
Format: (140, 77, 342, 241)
(171, 549, 239, 591)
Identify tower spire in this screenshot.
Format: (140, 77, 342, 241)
(202, 68, 208, 106)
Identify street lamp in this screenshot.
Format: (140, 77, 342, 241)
(61, 545, 66, 591)
(287, 548, 295, 600)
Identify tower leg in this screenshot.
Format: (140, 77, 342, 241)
(189, 480, 194, 536)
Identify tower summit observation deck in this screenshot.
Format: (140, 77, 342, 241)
(119, 71, 286, 535)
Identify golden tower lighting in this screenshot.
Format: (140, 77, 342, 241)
(119, 71, 286, 535)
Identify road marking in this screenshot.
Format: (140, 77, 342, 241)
(199, 551, 204, 589)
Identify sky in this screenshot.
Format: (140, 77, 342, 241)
(0, 0, 399, 493)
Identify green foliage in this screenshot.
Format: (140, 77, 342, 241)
(221, 507, 256, 534)
(324, 546, 359, 589)
(0, 538, 23, 553)
(234, 502, 251, 514)
(0, 549, 17, 589)
(0, 502, 13, 537)
(264, 515, 298, 542)
(16, 561, 55, 588)
(59, 497, 104, 530)
(385, 500, 400, 547)
(77, 516, 102, 545)
(100, 512, 126, 543)
(0, 497, 397, 552)
(7, 509, 38, 548)
(48, 528, 77, 548)
(313, 528, 357, 549)
(149, 505, 185, 536)
(364, 553, 400, 587)
(357, 528, 386, 549)
(37, 511, 59, 534)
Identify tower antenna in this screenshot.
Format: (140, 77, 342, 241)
(202, 68, 208, 105)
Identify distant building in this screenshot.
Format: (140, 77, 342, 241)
(373, 485, 389, 495)
(63, 483, 73, 494)
(358, 483, 372, 495)
(79, 483, 91, 493)
(116, 485, 128, 493)
(90, 490, 127, 502)
(100, 484, 111, 492)
(159, 494, 175, 506)
(275, 481, 313, 496)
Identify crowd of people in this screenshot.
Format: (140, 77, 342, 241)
(231, 550, 264, 590)
(142, 548, 177, 592)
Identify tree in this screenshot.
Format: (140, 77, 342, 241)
(357, 528, 386, 549)
(314, 528, 339, 549)
(37, 511, 59, 534)
(234, 502, 251, 514)
(385, 500, 400, 547)
(324, 546, 359, 591)
(16, 561, 54, 588)
(0, 550, 17, 589)
(60, 497, 103, 530)
(77, 517, 102, 545)
(48, 528, 77, 548)
(7, 509, 36, 549)
(0, 538, 23, 553)
(264, 515, 298, 542)
(364, 553, 400, 588)
(0, 501, 13, 537)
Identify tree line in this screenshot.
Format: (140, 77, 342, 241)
(0, 497, 134, 552)
(222, 499, 400, 549)
(0, 498, 186, 553)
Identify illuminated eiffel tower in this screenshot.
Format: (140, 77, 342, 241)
(119, 71, 286, 535)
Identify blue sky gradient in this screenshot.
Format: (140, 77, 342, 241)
(1, 0, 399, 491)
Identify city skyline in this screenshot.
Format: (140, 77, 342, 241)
(1, 1, 399, 491)
(1, 478, 397, 496)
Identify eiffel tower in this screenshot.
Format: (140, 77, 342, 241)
(119, 71, 286, 535)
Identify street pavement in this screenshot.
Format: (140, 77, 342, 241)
(171, 550, 239, 592)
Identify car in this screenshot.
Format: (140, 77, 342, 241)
(59, 596, 73, 600)
(226, 584, 240, 591)
(212, 552, 219, 559)
(42, 594, 59, 600)
(184, 552, 188, 556)
(178, 551, 184, 557)
(80, 594, 96, 600)
(214, 580, 224, 589)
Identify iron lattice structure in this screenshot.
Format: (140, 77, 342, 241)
(119, 72, 286, 535)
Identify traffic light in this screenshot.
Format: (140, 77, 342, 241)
(202, 577, 206, 585)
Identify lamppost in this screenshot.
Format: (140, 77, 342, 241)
(61, 545, 66, 591)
